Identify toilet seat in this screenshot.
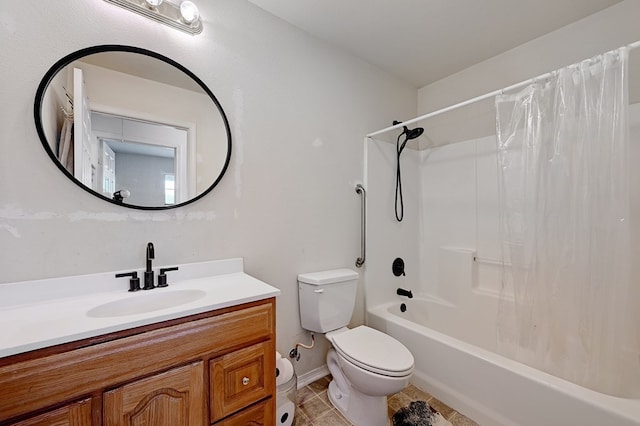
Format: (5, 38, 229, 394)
(329, 326, 414, 377)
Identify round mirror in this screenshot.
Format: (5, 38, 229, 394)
(34, 45, 231, 210)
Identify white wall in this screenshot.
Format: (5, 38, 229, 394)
(115, 153, 174, 206)
(0, 0, 416, 376)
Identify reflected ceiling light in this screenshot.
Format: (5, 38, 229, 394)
(104, 0, 203, 35)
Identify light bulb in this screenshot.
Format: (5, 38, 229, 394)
(180, 1, 199, 24)
(145, 0, 163, 7)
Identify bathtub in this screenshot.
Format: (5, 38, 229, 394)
(367, 299, 640, 426)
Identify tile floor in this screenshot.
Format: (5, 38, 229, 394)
(293, 375, 480, 426)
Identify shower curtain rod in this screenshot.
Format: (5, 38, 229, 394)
(367, 39, 640, 139)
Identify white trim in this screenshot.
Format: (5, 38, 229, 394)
(296, 364, 330, 389)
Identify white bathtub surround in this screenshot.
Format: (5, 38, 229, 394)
(363, 103, 640, 425)
(0, 258, 280, 358)
(365, 121, 640, 425)
(435, 247, 474, 304)
(495, 47, 640, 397)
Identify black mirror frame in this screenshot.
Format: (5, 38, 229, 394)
(34, 45, 232, 210)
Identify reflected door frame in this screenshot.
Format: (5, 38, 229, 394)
(91, 103, 196, 203)
(73, 68, 96, 188)
(101, 141, 116, 197)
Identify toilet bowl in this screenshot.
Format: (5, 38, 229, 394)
(297, 269, 415, 426)
(325, 326, 414, 425)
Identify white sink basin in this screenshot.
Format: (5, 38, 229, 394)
(87, 289, 207, 318)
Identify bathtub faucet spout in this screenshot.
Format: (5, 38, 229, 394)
(397, 288, 413, 298)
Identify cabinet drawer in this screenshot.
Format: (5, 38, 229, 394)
(210, 340, 275, 422)
(11, 398, 92, 426)
(215, 398, 274, 426)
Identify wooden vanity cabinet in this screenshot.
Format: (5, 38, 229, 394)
(0, 298, 276, 426)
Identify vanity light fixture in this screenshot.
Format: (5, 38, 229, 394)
(179, 1, 199, 24)
(104, 0, 203, 35)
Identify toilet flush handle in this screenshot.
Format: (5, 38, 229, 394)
(314, 289, 324, 293)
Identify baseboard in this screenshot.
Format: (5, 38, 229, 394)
(296, 364, 330, 389)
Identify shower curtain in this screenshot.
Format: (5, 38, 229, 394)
(495, 47, 640, 396)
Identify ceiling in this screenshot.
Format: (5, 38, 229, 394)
(248, 0, 622, 88)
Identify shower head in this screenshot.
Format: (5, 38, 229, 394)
(393, 120, 425, 222)
(393, 120, 425, 156)
(393, 120, 424, 141)
(405, 126, 424, 140)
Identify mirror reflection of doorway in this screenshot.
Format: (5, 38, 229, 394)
(73, 68, 95, 188)
(102, 142, 115, 196)
(91, 112, 189, 207)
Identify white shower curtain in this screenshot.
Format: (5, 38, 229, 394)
(495, 47, 640, 396)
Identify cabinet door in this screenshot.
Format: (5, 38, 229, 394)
(103, 362, 204, 426)
(12, 398, 92, 426)
(210, 340, 275, 422)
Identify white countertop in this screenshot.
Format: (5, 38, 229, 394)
(0, 258, 280, 358)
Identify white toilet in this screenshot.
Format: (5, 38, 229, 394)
(298, 269, 414, 426)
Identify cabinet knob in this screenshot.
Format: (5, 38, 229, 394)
(242, 376, 250, 386)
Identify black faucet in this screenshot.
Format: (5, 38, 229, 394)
(115, 271, 141, 292)
(144, 242, 155, 290)
(397, 288, 413, 298)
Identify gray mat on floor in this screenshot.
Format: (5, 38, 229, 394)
(392, 400, 452, 426)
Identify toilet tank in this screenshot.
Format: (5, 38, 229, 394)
(298, 268, 359, 333)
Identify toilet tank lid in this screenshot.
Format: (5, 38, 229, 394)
(297, 269, 358, 285)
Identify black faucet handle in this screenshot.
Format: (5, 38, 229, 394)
(157, 267, 179, 288)
(393, 258, 406, 276)
(116, 271, 141, 292)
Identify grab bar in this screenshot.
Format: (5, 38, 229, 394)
(355, 184, 366, 268)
